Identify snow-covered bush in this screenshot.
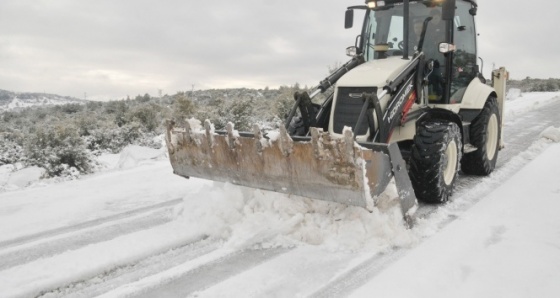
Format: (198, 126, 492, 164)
(0, 137, 24, 165)
(172, 93, 196, 120)
(24, 124, 95, 177)
(125, 103, 162, 133)
(276, 95, 294, 120)
(103, 100, 129, 127)
(195, 97, 256, 131)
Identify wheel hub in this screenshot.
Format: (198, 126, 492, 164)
(444, 140, 458, 185)
(486, 114, 498, 160)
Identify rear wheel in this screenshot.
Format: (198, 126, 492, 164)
(461, 97, 501, 175)
(409, 121, 462, 204)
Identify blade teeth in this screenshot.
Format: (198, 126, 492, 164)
(252, 124, 263, 139)
(184, 121, 193, 144)
(204, 119, 214, 148)
(252, 124, 264, 154)
(226, 122, 236, 150)
(310, 127, 324, 158)
(165, 119, 176, 153)
(279, 125, 293, 156)
(343, 128, 355, 162)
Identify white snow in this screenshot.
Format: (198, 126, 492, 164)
(503, 91, 560, 120)
(0, 93, 559, 297)
(116, 145, 167, 169)
(0, 166, 45, 192)
(351, 130, 560, 298)
(506, 87, 522, 100)
(6, 166, 45, 188)
(1, 95, 83, 112)
(541, 126, 560, 142)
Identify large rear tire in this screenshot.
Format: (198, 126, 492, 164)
(461, 97, 501, 176)
(409, 121, 462, 204)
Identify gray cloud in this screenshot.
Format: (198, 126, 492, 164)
(0, 0, 558, 100)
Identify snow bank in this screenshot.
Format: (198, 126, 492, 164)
(540, 126, 560, 142)
(96, 153, 121, 170)
(117, 145, 167, 169)
(504, 91, 560, 119)
(0, 166, 45, 191)
(506, 88, 521, 100)
(179, 182, 419, 252)
(6, 166, 45, 188)
(0, 164, 15, 187)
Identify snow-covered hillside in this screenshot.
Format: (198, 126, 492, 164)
(0, 92, 559, 297)
(0, 89, 84, 112)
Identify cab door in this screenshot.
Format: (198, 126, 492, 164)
(449, 1, 478, 103)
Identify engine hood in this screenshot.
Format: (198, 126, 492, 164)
(336, 57, 411, 88)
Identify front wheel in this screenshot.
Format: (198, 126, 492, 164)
(461, 97, 501, 176)
(409, 121, 462, 204)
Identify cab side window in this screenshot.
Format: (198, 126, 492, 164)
(451, 2, 477, 103)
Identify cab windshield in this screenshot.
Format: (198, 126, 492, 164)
(363, 2, 445, 62)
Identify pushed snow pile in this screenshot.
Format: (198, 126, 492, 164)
(506, 88, 522, 100)
(505, 92, 560, 119)
(117, 145, 166, 169)
(96, 153, 121, 170)
(180, 182, 419, 252)
(0, 164, 14, 187)
(3, 166, 45, 189)
(540, 126, 560, 142)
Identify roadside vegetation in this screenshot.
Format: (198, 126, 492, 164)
(1, 77, 558, 179)
(0, 85, 306, 178)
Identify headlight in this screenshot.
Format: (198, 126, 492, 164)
(366, 0, 385, 9)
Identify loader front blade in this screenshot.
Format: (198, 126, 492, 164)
(165, 120, 416, 216)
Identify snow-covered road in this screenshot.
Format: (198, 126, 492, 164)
(0, 92, 559, 297)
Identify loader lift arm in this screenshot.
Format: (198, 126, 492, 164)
(284, 54, 365, 133)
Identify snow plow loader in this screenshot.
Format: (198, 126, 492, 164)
(166, 0, 507, 223)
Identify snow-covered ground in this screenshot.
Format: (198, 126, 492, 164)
(0, 94, 84, 112)
(352, 133, 560, 298)
(0, 91, 559, 297)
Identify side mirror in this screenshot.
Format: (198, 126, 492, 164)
(442, 0, 456, 20)
(346, 46, 358, 57)
(345, 9, 354, 29)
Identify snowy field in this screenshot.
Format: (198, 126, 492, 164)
(0, 91, 559, 297)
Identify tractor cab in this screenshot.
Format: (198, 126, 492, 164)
(345, 0, 479, 104)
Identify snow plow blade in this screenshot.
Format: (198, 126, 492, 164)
(165, 120, 417, 221)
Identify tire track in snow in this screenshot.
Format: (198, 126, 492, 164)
(0, 198, 183, 250)
(309, 250, 409, 298)
(133, 247, 291, 298)
(38, 236, 216, 298)
(0, 208, 176, 270)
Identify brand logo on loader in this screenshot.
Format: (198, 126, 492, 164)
(349, 93, 363, 99)
(388, 82, 414, 123)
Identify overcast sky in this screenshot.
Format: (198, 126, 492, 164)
(0, 0, 558, 100)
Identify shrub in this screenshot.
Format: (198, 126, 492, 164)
(126, 103, 161, 133)
(172, 94, 196, 120)
(196, 97, 255, 131)
(0, 137, 24, 165)
(24, 123, 95, 177)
